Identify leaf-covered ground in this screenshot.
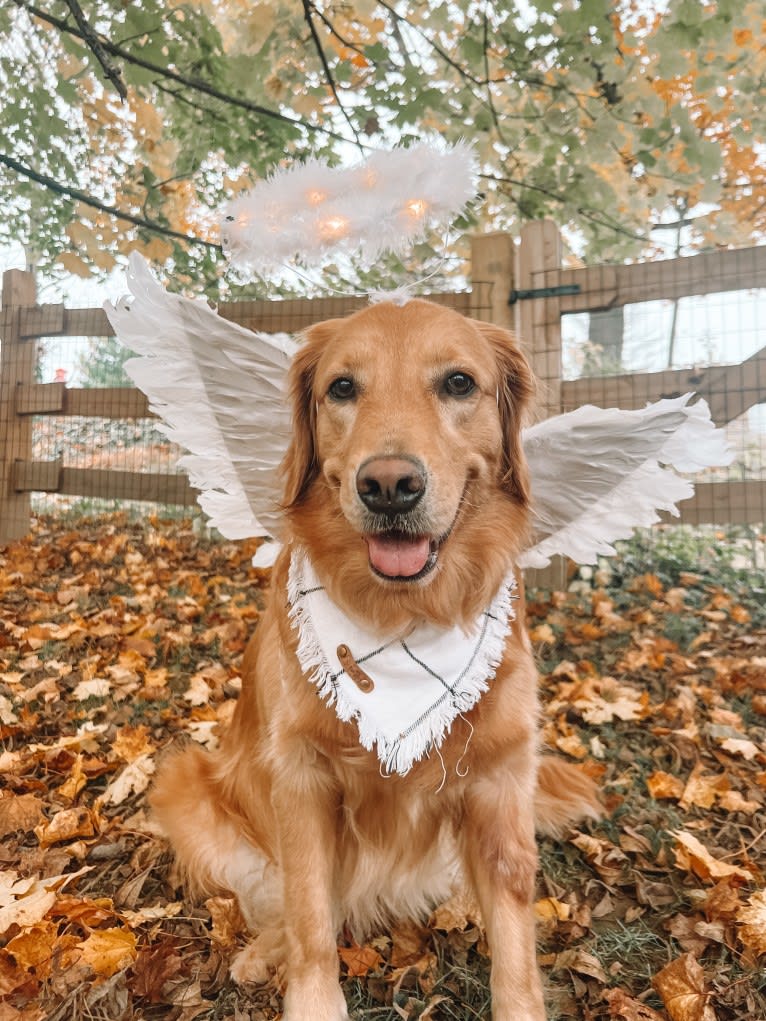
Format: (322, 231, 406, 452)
(0, 516, 764, 1021)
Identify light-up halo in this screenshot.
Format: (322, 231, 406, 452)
(221, 141, 476, 275)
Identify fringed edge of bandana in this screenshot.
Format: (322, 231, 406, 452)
(287, 548, 518, 776)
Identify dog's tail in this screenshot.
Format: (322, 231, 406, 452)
(534, 756, 602, 836)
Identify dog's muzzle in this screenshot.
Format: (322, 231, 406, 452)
(355, 456, 436, 581)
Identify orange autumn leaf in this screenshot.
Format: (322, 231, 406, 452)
(672, 831, 751, 883)
(652, 953, 715, 1021)
(338, 942, 383, 978)
(646, 770, 684, 800)
(76, 927, 137, 977)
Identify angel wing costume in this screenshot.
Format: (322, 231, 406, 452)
(105, 253, 731, 571)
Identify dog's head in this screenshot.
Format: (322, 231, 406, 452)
(281, 300, 534, 622)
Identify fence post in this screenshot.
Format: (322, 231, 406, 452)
(0, 269, 37, 545)
(469, 231, 515, 328)
(515, 219, 563, 420)
(515, 220, 569, 591)
(470, 227, 569, 590)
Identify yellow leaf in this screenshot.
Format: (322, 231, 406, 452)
(77, 927, 137, 977)
(56, 753, 87, 803)
(535, 897, 571, 922)
(138, 237, 174, 264)
(56, 252, 92, 278)
(111, 725, 155, 763)
(4, 922, 59, 979)
(530, 623, 555, 643)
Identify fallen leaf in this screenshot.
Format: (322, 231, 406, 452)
(539, 947, 608, 982)
(205, 896, 246, 947)
(652, 952, 715, 1021)
(605, 987, 665, 1020)
(35, 806, 97, 848)
(672, 830, 751, 883)
(430, 888, 481, 931)
(132, 938, 186, 1003)
(338, 942, 384, 977)
(679, 765, 729, 810)
(0, 795, 45, 838)
(3, 922, 59, 979)
(719, 737, 762, 760)
(737, 889, 766, 956)
(56, 753, 87, 802)
(0, 867, 91, 935)
(111, 725, 155, 763)
(76, 927, 137, 977)
(534, 897, 571, 922)
(646, 771, 684, 800)
(72, 677, 112, 701)
(101, 753, 155, 806)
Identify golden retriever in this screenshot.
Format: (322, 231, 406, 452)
(151, 298, 600, 1021)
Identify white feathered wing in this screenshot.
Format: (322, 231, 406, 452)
(104, 253, 296, 565)
(518, 397, 732, 569)
(105, 259, 732, 569)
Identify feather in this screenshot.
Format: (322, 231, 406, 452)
(518, 396, 733, 569)
(103, 253, 296, 551)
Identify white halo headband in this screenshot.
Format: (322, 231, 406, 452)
(220, 141, 477, 275)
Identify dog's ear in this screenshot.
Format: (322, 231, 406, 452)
(280, 320, 337, 510)
(474, 322, 536, 505)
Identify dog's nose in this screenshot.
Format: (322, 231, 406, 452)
(356, 456, 426, 515)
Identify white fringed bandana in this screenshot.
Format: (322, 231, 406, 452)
(287, 548, 518, 775)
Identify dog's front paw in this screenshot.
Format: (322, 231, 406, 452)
(229, 941, 272, 985)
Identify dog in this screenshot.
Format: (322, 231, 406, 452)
(151, 298, 600, 1021)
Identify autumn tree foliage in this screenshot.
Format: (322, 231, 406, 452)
(1, 0, 765, 291)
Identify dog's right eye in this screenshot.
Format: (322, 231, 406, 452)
(328, 377, 356, 401)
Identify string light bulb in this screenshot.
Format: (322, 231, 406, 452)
(306, 189, 327, 207)
(404, 198, 428, 219)
(317, 215, 350, 241)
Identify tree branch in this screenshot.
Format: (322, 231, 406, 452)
(480, 170, 649, 243)
(63, 0, 127, 101)
(0, 152, 222, 251)
(301, 0, 365, 153)
(15, 0, 362, 149)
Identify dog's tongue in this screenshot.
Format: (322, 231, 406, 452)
(366, 534, 430, 578)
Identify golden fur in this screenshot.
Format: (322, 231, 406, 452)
(151, 299, 600, 1021)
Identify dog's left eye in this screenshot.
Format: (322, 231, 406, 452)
(328, 377, 356, 401)
(443, 372, 477, 398)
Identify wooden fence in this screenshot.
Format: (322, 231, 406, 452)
(1, 222, 764, 551)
